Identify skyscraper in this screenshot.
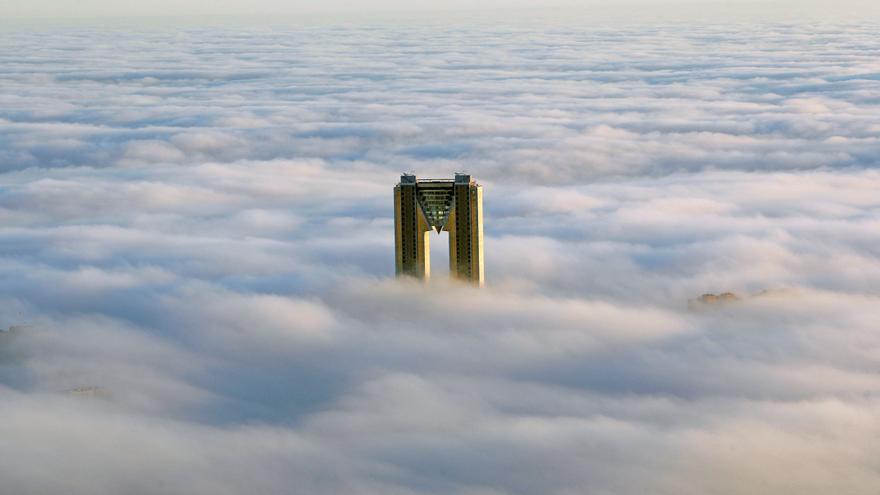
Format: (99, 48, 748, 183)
(394, 173, 484, 286)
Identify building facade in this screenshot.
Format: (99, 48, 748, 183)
(394, 173, 484, 286)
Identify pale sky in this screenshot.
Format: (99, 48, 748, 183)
(1, 0, 874, 20)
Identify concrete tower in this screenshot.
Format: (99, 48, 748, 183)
(394, 173, 484, 286)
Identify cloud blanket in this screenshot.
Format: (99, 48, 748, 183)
(1, 15, 879, 494)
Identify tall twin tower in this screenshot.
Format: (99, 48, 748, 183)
(394, 173, 484, 286)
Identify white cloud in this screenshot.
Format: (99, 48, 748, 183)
(1, 15, 879, 495)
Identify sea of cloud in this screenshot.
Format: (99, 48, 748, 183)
(1, 12, 880, 494)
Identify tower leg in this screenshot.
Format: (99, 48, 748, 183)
(395, 182, 431, 281)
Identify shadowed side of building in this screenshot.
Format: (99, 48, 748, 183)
(394, 174, 431, 280)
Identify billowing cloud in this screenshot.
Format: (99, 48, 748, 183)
(1, 12, 880, 495)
